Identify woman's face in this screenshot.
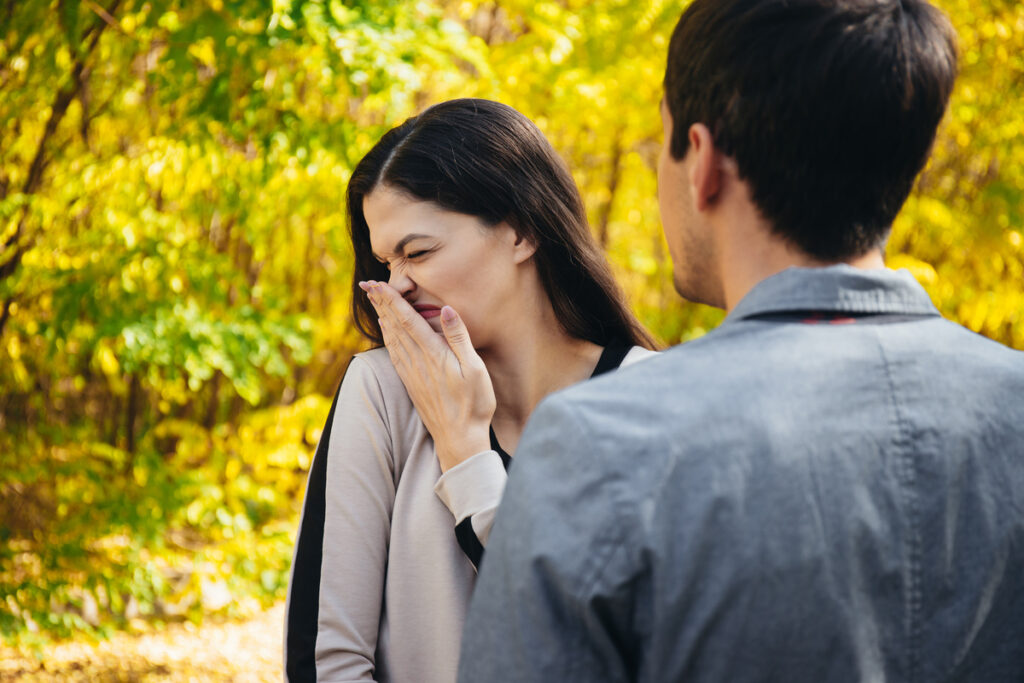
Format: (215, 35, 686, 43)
(363, 186, 534, 348)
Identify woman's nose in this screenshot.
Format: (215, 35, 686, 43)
(387, 267, 415, 298)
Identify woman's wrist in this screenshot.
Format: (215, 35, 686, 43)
(435, 428, 491, 472)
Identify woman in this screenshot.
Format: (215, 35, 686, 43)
(285, 98, 656, 683)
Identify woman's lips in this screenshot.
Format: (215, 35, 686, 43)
(413, 305, 442, 319)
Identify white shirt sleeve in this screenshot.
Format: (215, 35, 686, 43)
(433, 450, 507, 546)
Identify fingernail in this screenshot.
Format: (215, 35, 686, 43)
(358, 281, 370, 291)
(441, 306, 457, 323)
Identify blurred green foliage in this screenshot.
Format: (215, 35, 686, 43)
(1, 0, 1022, 645)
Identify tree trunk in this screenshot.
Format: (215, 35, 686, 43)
(0, 297, 10, 338)
(204, 372, 221, 430)
(596, 133, 624, 249)
(125, 373, 140, 455)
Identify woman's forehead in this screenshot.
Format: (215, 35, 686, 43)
(366, 190, 438, 240)
(365, 190, 484, 256)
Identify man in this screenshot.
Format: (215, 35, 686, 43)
(458, 1, 1024, 681)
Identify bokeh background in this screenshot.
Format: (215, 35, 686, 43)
(2, 0, 1022, 676)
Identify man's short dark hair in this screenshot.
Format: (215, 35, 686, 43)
(664, 0, 958, 261)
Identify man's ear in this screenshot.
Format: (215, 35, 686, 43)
(688, 123, 721, 212)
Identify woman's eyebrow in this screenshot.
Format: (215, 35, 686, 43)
(373, 232, 432, 261)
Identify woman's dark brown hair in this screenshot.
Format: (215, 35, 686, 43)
(348, 98, 655, 350)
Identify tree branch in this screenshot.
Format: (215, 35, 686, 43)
(1, 0, 123, 286)
(0, 233, 23, 280)
(597, 132, 624, 249)
(0, 297, 12, 338)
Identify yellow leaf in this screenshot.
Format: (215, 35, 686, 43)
(97, 346, 120, 376)
(888, 254, 938, 285)
(188, 38, 217, 68)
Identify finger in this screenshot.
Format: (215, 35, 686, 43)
(379, 316, 413, 372)
(361, 280, 388, 319)
(373, 283, 416, 326)
(440, 306, 479, 368)
(377, 297, 427, 377)
(385, 308, 419, 363)
(374, 282, 447, 355)
(370, 281, 403, 313)
(374, 283, 428, 348)
(366, 282, 411, 340)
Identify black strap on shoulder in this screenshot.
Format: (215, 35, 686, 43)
(489, 426, 512, 470)
(591, 340, 632, 377)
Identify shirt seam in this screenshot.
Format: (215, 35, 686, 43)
(874, 328, 922, 682)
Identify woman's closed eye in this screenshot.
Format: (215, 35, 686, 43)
(377, 251, 430, 271)
(394, 250, 432, 267)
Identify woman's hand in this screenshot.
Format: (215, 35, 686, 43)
(360, 281, 495, 472)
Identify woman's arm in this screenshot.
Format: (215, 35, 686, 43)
(285, 356, 396, 682)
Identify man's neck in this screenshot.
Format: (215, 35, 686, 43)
(717, 210, 886, 312)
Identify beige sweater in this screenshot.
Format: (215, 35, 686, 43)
(284, 346, 655, 682)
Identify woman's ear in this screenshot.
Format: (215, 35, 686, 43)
(498, 223, 537, 265)
(511, 231, 538, 265)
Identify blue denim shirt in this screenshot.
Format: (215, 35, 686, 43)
(459, 266, 1024, 683)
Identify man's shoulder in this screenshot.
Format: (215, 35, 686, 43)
(554, 326, 756, 414)
(543, 314, 1024, 453)
(923, 317, 1024, 364)
(534, 334, 739, 466)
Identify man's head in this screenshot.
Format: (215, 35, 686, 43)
(659, 0, 957, 303)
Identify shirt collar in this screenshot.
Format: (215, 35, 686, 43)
(725, 265, 941, 323)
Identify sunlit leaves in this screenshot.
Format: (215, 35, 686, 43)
(2, 0, 1021, 648)
(891, 0, 1024, 348)
(1, 0, 482, 644)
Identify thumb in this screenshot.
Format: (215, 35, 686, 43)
(440, 306, 475, 365)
